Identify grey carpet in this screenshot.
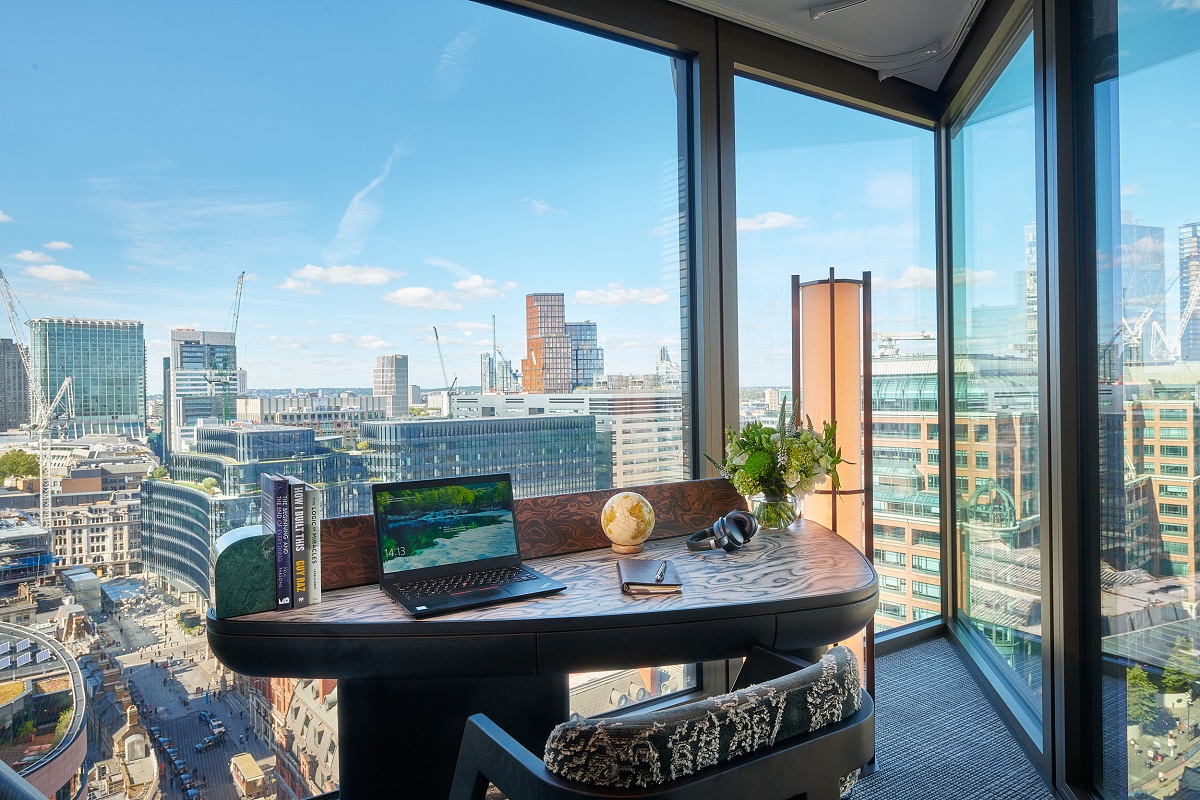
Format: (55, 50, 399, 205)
(853, 637, 1056, 800)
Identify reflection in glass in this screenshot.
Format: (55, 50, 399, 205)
(1091, 1, 1200, 797)
(949, 34, 1042, 719)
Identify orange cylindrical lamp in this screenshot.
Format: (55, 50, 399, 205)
(794, 269, 873, 695)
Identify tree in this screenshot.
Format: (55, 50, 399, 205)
(0, 450, 39, 481)
(1128, 665, 1161, 728)
(150, 466, 169, 479)
(1163, 638, 1199, 695)
(201, 477, 219, 494)
(355, 441, 370, 452)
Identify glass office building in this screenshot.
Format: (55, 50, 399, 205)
(566, 321, 604, 389)
(28, 318, 146, 439)
(164, 328, 245, 457)
(0, 338, 29, 432)
(359, 416, 600, 498)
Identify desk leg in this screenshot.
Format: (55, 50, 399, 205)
(337, 673, 569, 800)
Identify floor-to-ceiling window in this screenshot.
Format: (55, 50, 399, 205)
(2, 2, 697, 795)
(1090, 0, 1200, 796)
(734, 77, 938, 635)
(949, 31, 1042, 723)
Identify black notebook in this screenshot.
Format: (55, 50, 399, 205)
(618, 558, 683, 595)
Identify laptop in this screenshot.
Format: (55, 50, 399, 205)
(371, 472, 566, 619)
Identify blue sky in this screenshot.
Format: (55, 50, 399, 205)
(2, 1, 1199, 395)
(0, 1, 684, 393)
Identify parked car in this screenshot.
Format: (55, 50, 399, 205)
(165, 747, 178, 762)
(180, 773, 195, 790)
(156, 736, 171, 751)
(185, 789, 200, 800)
(194, 736, 219, 753)
(210, 720, 226, 736)
(172, 758, 186, 775)
(199, 710, 214, 724)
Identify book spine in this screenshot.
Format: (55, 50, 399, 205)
(289, 479, 308, 609)
(304, 486, 324, 604)
(266, 475, 292, 611)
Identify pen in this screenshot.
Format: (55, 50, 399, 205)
(654, 561, 668, 583)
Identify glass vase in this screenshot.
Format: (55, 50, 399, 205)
(748, 493, 799, 531)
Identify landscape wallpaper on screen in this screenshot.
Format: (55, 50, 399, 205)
(376, 482, 516, 574)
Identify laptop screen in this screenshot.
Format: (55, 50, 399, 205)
(371, 474, 520, 578)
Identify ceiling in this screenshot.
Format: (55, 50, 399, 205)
(666, 0, 988, 90)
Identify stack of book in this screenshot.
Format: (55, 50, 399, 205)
(260, 474, 324, 611)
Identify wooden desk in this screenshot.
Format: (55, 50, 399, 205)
(207, 520, 877, 800)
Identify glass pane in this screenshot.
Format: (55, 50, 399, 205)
(949, 34, 1042, 720)
(2, 2, 693, 797)
(1091, 1, 1200, 796)
(734, 77, 939, 633)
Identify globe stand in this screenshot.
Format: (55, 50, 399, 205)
(609, 543, 645, 554)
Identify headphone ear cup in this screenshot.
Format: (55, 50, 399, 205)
(724, 510, 759, 542)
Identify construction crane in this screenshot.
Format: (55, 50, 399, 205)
(432, 326, 458, 394)
(0, 268, 74, 538)
(206, 272, 244, 423)
(488, 315, 520, 393)
(1149, 278, 1200, 362)
(872, 331, 934, 358)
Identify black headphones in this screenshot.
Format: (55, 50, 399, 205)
(687, 510, 760, 552)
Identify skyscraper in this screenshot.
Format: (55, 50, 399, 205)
(29, 318, 146, 439)
(1119, 217, 1165, 364)
(164, 328, 245, 458)
(522, 293, 570, 393)
(566, 320, 604, 389)
(1180, 222, 1200, 360)
(372, 354, 410, 418)
(0, 338, 29, 432)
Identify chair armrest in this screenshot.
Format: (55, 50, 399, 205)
(449, 713, 565, 800)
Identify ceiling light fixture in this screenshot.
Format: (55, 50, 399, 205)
(809, 0, 870, 20)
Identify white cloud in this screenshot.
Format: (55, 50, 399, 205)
(323, 144, 405, 265)
(453, 274, 517, 299)
(24, 264, 94, 284)
(522, 197, 565, 216)
(354, 335, 392, 349)
(952, 268, 999, 286)
(278, 277, 320, 295)
(426, 257, 470, 278)
(1164, 0, 1200, 11)
(575, 283, 670, 306)
(11, 250, 52, 264)
(455, 322, 491, 333)
(43, 241, 73, 250)
(877, 266, 936, 291)
(1121, 183, 1144, 197)
(382, 286, 462, 310)
(736, 211, 810, 233)
(269, 335, 314, 350)
(292, 263, 404, 285)
(328, 332, 392, 349)
(430, 28, 480, 100)
(0, 211, 11, 223)
(865, 172, 914, 210)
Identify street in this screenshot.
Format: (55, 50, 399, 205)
(92, 589, 275, 800)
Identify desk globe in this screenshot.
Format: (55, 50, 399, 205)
(600, 491, 656, 553)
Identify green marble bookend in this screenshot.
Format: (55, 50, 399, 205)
(214, 525, 277, 619)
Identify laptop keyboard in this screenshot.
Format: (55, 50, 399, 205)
(397, 565, 539, 600)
